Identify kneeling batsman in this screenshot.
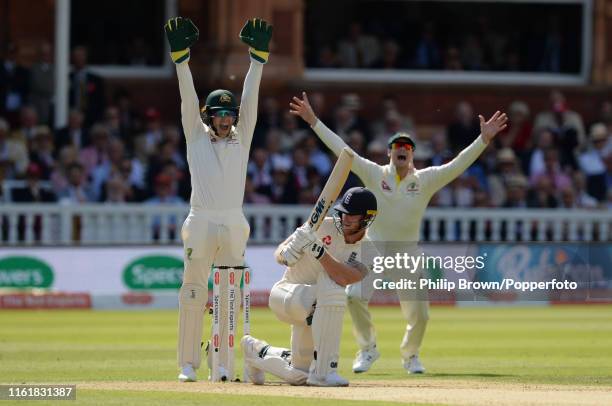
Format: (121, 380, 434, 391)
(241, 187, 377, 386)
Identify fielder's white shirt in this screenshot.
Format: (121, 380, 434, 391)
(312, 120, 487, 242)
(283, 218, 365, 285)
(176, 58, 263, 211)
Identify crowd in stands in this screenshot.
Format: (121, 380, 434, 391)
(310, 17, 579, 73)
(1, 44, 610, 210)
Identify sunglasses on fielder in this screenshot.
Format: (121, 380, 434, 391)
(391, 142, 414, 151)
(211, 110, 237, 118)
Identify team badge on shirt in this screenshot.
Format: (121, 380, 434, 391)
(406, 181, 420, 195)
(322, 235, 332, 245)
(381, 180, 392, 192)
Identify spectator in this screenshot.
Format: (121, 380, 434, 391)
(499, 101, 532, 152)
(12, 163, 56, 203)
(51, 145, 79, 191)
(56, 109, 88, 150)
(303, 134, 332, 176)
(79, 124, 110, 175)
(11, 106, 39, 147)
(145, 174, 184, 240)
(447, 101, 480, 153)
(533, 90, 585, 155)
(244, 173, 271, 204)
(161, 125, 186, 169)
(337, 22, 381, 68)
(69, 46, 106, 126)
(279, 110, 307, 150)
(577, 123, 609, 201)
(90, 138, 126, 200)
(264, 129, 292, 170)
(291, 148, 311, 190)
(365, 140, 387, 165)
(104, 106, 123, 140)
(254, 97, 281, 146)
(113, 89, 141, 137)
(430, 131, 451, 166)
(316, 46, 340, 68)
(29, 43, 54, 125)
(414, 22, 441, 69)
(247, 148, 272, 191)
(58, 162, 94, 204)
(530, 148, 572, 192)
(143, 107, 163, 154)
(502, 175, 528, 208)
(372, 39, 402, 69)
(444, 47, 463, 71)
(102, 171, 132, 203)
(461, 35, 485, 70)
(527, 176, 558, 208)
(570, 172, 598, 209)
(146, 173, 184, 205)
(0, 117, 28, 178)
(28, 126, 55, 179)
(488, 148, 523, 207)
(347, 130, 366, 156)
(0, 44, 30, 126)
(527, 127, 555, 177)
(267, 163, 297, 204)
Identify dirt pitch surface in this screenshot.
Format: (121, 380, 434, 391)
(81, 379, 612, 405)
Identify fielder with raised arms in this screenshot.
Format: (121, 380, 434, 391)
(242, 187, 378, 386)
(164, 16, 272, 382)
(289, 92, 507, 374)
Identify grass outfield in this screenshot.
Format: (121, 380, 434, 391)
(0, 305, 611, 405)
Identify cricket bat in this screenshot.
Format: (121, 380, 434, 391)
(307, 147, 355, 231)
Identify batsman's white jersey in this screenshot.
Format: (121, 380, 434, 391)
(311, 119, 488, 362)
(177, 56, 263, 373)
(264, 217, 368, 382)
(282, 218, 366, 285)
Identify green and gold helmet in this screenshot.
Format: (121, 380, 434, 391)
(201, 89, 239, 119)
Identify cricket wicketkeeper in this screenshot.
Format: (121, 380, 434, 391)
(241, 187, 377, 386)
(164, 16, 273, 382)
(290, 92, 507, 374)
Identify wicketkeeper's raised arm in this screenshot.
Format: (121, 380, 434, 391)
(290, 92, 379, 184)
(165, 17, 201, 140)
(422, 111, 508, 195)
(236, 18, 273, 146)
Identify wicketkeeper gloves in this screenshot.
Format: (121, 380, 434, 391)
(239, 18, 273, 63)
(164, 17, 199, 64)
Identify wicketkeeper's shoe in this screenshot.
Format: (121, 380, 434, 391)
(306, 371, 349, 387)
(240, 335, 266, 385)
(352, 345, 380, 373)
(403, 354, 425, 374)
(178, 363, 197, 382)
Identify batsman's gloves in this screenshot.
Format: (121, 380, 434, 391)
(286, 224, 317, 252)
(164, 17, 199, 63)
(280, 245, 302, 266)
(239, 18, 273, 63)
(305, 240, 326, 261)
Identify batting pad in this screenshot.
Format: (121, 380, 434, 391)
(178, 283, 207, 369)
(311, 304, 345, 377)
(247, 348, 308, 386)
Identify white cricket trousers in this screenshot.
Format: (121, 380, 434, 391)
(177, 208, 250, 370)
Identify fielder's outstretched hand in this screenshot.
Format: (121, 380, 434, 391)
(240, 18, 273, 63)
(289, 92, 317, 127)
(480, 111, 508, 144)
(164, 17, 199, 63)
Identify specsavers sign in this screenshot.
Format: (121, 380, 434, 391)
(0, 256, 54, 288)
(0, 247, 285, 294)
